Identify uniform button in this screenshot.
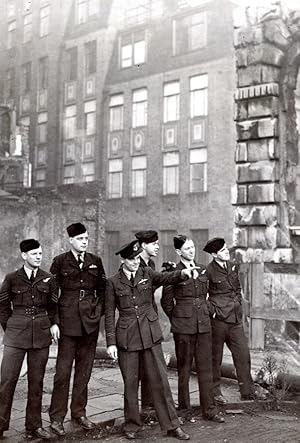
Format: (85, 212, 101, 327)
(32, 295, 34, 298)
(135, 305, 138, 309)
(133, 296, 136, 299)
(32, 316, 35, 320)
(136, 315, 139, 319)
(80, 280, 83, 283)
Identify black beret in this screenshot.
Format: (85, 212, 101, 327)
(20, 238, 40, 253)
(67, 222, 87, 238)
(135, 230, 158, 244)
(203, 237, 225, 254)
(173, 234, 187, 250)
(115, 240, 142, 259)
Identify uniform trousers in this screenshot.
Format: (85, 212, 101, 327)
(140, 360, 153, 409)
(174, 332, 216, 416)
(0, 345, 49, 431)
(118, 343, 179, 433)
(211, 319, 253, 396)
(49, 333, 98, 422)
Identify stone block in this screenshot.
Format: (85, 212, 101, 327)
(235, 83, 279, 100)
(237, 161, 278, 183)
(248, 44, 285, 67)
(263, 20, 291, 50)
(235, 185, 248, 204)
(247, 139, 278, 161)
(257, 118, 278, 138)
(248, 183, 279, 203)
(235, 142, 248, 162)
(248, 227, 267, 249)
(237, 66, 261, 87)
(272, 248, 293, 263)
(235, 101, 248, 121)
(234, 206, 275, 226)
(233, 227, 248, 248)
(261, 66, 280, 83)
(236, 48, 248, 67)
(265, 225, 278, 249)
(234, 26, 263, 47)
(236, 120, 258, 141)
(248, 96, 279, 118)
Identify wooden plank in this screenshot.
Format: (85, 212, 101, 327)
(250, 263, 265, 350)
(251, 307, 300, 322)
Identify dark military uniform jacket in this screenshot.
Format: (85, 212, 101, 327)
(50, 251, 106, 336)
(0, 267, 58, 349)
(161, 261, 211, 334)
(206, 259, 242, 323)
(105, 266, 186, 351)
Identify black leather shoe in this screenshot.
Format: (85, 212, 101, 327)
(26, 427, 51, 440)
(72, 416, 96, 430)
(50, 421, 66, 436)
(213, 394, 227, 405)
(167, 427, 190, 440)
(205, 413, 225, 423)
(123, 430, 137, 439)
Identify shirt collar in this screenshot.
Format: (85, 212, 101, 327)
(181, 258, 195, 268)
(23, 265, 38, 279)
(71, 250, 85, 260)
(122, 268, 136, 280)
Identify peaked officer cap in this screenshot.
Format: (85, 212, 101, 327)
(20, 238, 41, 253)
(203, 237, 225, 254)
(67, 222, 87, 238)
(135, 230, 158, 244)
(116, 240, 142, 259)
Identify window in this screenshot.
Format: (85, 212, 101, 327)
(109, 94, 124, 131)
(132, 88, 147, 128)
(23, 13, 32, 43)
(82, 162, 95, 182)
(120, 30, 146, 68)
(37, 112, 48, 144)
(64, 141, 76, 163)
(132, 156, 146, 197)
(190, 74, 208, 118)
(163, 152, 179, 195)
(173, 11, 207, 55)
(40, 5, 50, 37)
(21, 63, 31, 93)
(164, 81, 180, 122)
(189, 148, 207, 192)
(6, 68, 15, 98)
(66, 47, 78, 81)
(64, 105, 77, 139)
(35, 169, 46, 187)
(36, 145, 47, 166)
(108, 159, 123, 199)
(7, 21, 16, 49)
(63, 165, 75, 184)
(38, 57, 48, 90)
(124, 0, 164, 26)
(76, 0, 99, 24)
(84, 40, 96, 75)
(7, 0, 16, 18)
(84, 100, 96, 136)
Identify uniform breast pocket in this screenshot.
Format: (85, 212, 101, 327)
(116, 292, 131, 309)
(137, 284, 152, 302)
(36, 283, 49, 304)
(10, 286, 28, 304)
(177, 281, 193, 296)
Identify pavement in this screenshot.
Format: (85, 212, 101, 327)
(0, 340, 299, 442)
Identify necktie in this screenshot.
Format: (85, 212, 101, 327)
(77, 254, 83, 267)
(130, 273, 134, 283)
(190, 264, 198, 279)
(30, 270, 35, 283)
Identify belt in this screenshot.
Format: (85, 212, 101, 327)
(63, 289, 97, 297)
(13, 306, 47, 315)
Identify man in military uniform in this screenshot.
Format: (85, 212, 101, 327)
(49, 223, 106, 436)
(105, 239, 195, 440)
(161, 235, 224, 422)
(203, 237, 261, 404)
(0, 239, 59, 440)
(134, 230, 159, 412)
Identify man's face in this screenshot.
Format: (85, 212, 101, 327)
(176, 239, 195, 262)
(22, 247, 43, 269)
(69, 232, 89, 253)
(123, 254, 141, 272)
(213, 243, 230, 262)
(144, 240, 159, 257)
